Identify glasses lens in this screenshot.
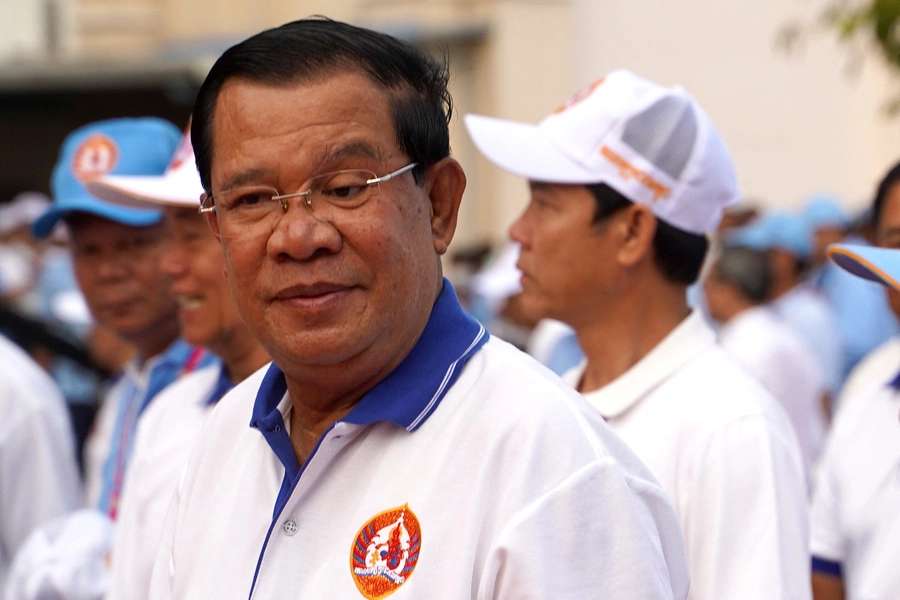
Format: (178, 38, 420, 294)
(308, 170, 377, 211)
(212, 186, 279, 237)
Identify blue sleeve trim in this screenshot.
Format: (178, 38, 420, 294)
(811, 556, 843, 578)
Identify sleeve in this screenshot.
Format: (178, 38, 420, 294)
(680, 416, 811, 600)
(0, 384, 82, 560)
(146, 457, 187, 600)
(477, 459, 690, 600)
(809, 428, 845, 577)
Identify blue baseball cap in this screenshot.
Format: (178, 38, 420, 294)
(33, 118, 182, 238)
(803, 195, 849, 231)
(827, 244, 900, 291)
(726, 212, 812, 259)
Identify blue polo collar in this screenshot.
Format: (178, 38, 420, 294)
(250, 279, 488, 433)
(889, 367, 900, 391)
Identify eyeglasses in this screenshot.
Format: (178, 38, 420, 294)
(198, 162, 418, 238)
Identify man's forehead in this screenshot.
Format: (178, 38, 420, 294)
(67, 212, 162, 237)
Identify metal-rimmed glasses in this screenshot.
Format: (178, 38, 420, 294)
(198, 162, 418, 238)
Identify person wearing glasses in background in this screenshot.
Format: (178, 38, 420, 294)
(84, 124, 271, 600)
(148, 17, 690, 600)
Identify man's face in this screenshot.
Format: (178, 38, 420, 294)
(68, 214, 178, 348)
(159, 206, 245, 358)
(508, 183, 618, 325)
(207, 72, 448, 372)
(874, 181, 900, 318)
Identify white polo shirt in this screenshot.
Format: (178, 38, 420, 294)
(150, 283, 690, 599)
(565, 311, 811, 600)
(717, 305, 826, 483)
(108, 364, 232, 600)
(837, 336, 900, 412)
(810, 374, 900, 598)
(0, 335, 82, 592)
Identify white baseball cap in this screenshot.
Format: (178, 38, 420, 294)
(85, 122, 203, 208)
(464, 69, 740, 235)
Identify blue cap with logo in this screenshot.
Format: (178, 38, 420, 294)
(726, 211, 812, 260)
(33, 118, 181, 238)
(827, 243, 900, 291)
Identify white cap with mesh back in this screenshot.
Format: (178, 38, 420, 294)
(464, 69, 740, 235)
(85, 122, 204, 208)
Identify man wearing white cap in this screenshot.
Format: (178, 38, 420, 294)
(85, 125, 271, 600)
(810, 243, 900, 600)
(466, 69, 810, 600)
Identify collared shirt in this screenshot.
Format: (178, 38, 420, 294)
(108, 364, 233, 600)
(150, 281, 690, 600)
(810, 373, 900, 599)
(837, 336, 900, 412)
(565, 311, 810, 600)
(86, 339, 215, 517)
(0, 335, 81, 592)
(717, 305, 827, 485)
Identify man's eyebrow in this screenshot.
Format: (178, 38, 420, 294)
(325, 142, 381, 164)
(218, 168, 271, 192)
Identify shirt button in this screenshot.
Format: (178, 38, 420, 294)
(282, 518, 299, 536)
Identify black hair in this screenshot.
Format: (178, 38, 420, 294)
(587, 183, 709, 285)
(872, 160, 900, 229)
(714, 245, 771, 304)
(191, 17, 452, 192)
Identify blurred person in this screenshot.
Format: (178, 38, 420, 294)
(30, 118, 215, 515)
(149, 19, 690, 599)
(810, 243, 900, 600)
(0, 192, 50, 316)
(728, 211, 843, 403)
(811, 196, 900, 382)
(5, 119, 215, 600)
(704, 245, 826, 487)
(85, 125, 271, 600)
(835, 161, 900, 407)
(804, 196, 849, 268)
(0, 333, 81, 592)
(467, 69, 810, 600)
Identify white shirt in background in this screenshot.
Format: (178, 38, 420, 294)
(810, 377, 900, 598)
(0, 335, 82, 591)
(837, 336, 900, 412)
(718, 305, 827, 484)
(107, 365, 226, 600)
(565, 311, 811, 600)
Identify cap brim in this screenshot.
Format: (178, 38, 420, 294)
(86, 175, 202, 209)
(32, 196, 162, 238)
(827, 244, 900, 290)
(464, 114, 602, 183)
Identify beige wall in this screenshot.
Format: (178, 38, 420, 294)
(38, 0, 900, 245)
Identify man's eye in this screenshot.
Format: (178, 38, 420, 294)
(232, 192, 270, 208)
(324, 184, 366, 199)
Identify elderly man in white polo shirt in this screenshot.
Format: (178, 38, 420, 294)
(811, 243, 900, 600)
(466, 69, 810, 600)
(146, 19, 691, 600)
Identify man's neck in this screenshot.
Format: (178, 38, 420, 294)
(573, 283, 691, 394)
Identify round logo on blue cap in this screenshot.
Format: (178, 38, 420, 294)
(71, 134, 119, 183)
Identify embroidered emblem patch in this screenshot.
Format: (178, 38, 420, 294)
(350, 504, 421, 599)
(71, 134, 119, 183)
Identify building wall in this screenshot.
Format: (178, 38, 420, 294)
(3, 0, 899, 246)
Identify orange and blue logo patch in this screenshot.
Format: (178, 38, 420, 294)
(350, 504, 421, 599)
(71, 134, 119, 183)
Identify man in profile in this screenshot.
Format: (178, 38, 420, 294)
(466, 69, 810, 599)
(149, 17, 689, 600)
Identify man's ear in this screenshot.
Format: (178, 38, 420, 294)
(424, 157, 466, 256)
(616, 203, 657, 268)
